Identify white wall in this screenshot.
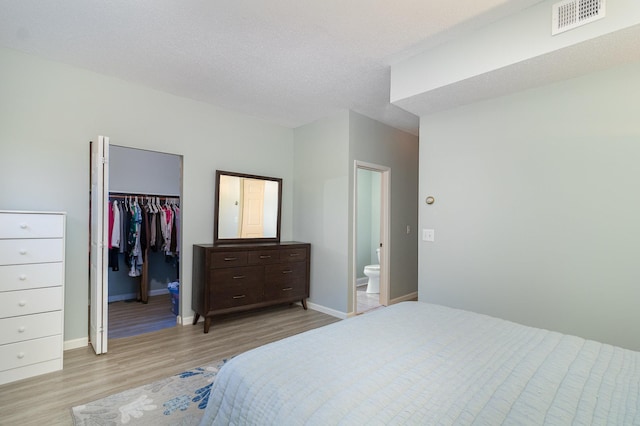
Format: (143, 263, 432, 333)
(391, 0, 640, 106)
(293, 111, 350, 313)
(419, 60, 640, 351)
(0, 47, 294, 344)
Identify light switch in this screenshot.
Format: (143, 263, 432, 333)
(423, 229, 435, 242)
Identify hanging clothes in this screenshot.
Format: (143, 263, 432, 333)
(108, 201, 120, 271)
(127, 199, 143, 278)
(108, 193, 180, 304)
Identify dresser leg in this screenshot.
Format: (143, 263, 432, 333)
(192, 313, 200, 325)
(204, 317, 211, 333)
(301, 298, 308, 310)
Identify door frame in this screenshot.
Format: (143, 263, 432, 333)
(352, 160, 390, 314)
(89, 136, 109, 354)
(89, 141, 185, 353)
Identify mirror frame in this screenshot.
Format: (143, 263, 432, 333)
(214, 170, 283, 245)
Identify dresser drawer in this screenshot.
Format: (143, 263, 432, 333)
(0, 287, 63, 319)
(210, 266, 263, 289)
(0, 335, 62, 373)
(211, 251, 248, 268)
(279, 248, 307, 262)
(247, 250, 279, 265)
(265, 261, 307, 284)
(0, 311, 63, 345)
(265, 262, 307, 299)
(0, 262, 64, 292)
(0, 239, 64, 266)
(210, 266, 263, 310)
(0, 213, 64, 239)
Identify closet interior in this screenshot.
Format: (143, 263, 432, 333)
(106, 145, 182, 339)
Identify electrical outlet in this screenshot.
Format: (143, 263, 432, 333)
(422, 229, 434, 242)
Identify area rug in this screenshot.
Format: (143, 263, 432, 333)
(71, 359, 227, 425)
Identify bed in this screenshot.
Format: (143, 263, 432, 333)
(200, 301, 640, 425)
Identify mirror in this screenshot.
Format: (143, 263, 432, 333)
(214, 170, 282, 244)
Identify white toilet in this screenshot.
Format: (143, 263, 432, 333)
(363, 248, 381, 294)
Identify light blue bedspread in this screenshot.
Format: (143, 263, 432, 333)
(201, 302, 640, 425)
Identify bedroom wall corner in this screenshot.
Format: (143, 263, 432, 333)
(348, 111, 419, 307)
(293, 111, 350, 313)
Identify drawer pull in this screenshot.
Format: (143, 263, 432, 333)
(232, 275, 246, 280)
(20, 223, 28, 229)
(282, 287, 293, 291)
(18, 300, 27, 307)
(18, 326, 26, 333)
(259, 255, 272, 259)
(17, 352, 25, 359)
(289, 253, 300, 257)
(19, 249, 27, 255)
(282, 270, 293, 274)
(224, 257, 238, 261)
(232, 295, 246, 299)
(19, 274, 27, 281)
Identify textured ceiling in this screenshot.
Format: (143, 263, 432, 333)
(0, 0, 544, 135)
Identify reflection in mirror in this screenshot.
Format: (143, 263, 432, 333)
(214, 170, 282, 243)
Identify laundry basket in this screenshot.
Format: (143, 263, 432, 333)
(168, 281, 179, 315)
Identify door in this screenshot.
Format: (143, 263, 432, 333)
(240, 178, 265, 238)
(89, 136, 109, 354)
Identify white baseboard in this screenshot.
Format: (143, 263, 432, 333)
(307, 301, 348, 319)
(356, 277, 368, 286)
(180, 314, 203, 326)
(183, 302, 349, 325)
(390, 291, 419, 304)
(108, 288, 169, 303)
(64, 337, 88, 351)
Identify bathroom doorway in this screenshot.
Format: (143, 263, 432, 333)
(353, 161, 390, 315)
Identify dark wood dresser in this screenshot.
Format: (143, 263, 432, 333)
(192, 242, 310, 333)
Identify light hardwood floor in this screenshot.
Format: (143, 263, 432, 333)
(108, 294, 177, 339)
(0, 304, 340, 425)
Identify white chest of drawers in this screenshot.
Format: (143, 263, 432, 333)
(0, 210, 65, 385)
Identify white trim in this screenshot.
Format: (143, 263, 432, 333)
(181, 314, 202, 326)
(307, 301, 348, 319)
(390, 292, 419, 305)
(64, 337, 89, 351)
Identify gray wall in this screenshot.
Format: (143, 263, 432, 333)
(419, 60, 640, 351)
(293, 111, 350, 313)
(0, 47, 294, 344)
(293, 111, 418, 315)
(109, 145, 181, 195)
(349, 111, 419, 307)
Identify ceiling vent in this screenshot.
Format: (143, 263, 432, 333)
(552, 0, 606, 35)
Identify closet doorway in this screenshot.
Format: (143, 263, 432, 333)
(89, 137, 183, 354)
(353, 161, 390, 315)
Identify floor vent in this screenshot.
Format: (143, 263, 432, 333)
(552, 0, 606, 35)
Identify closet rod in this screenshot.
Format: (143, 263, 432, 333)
(109, 192, 180, 200)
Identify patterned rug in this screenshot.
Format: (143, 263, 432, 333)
(71, 359, 227, 425)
